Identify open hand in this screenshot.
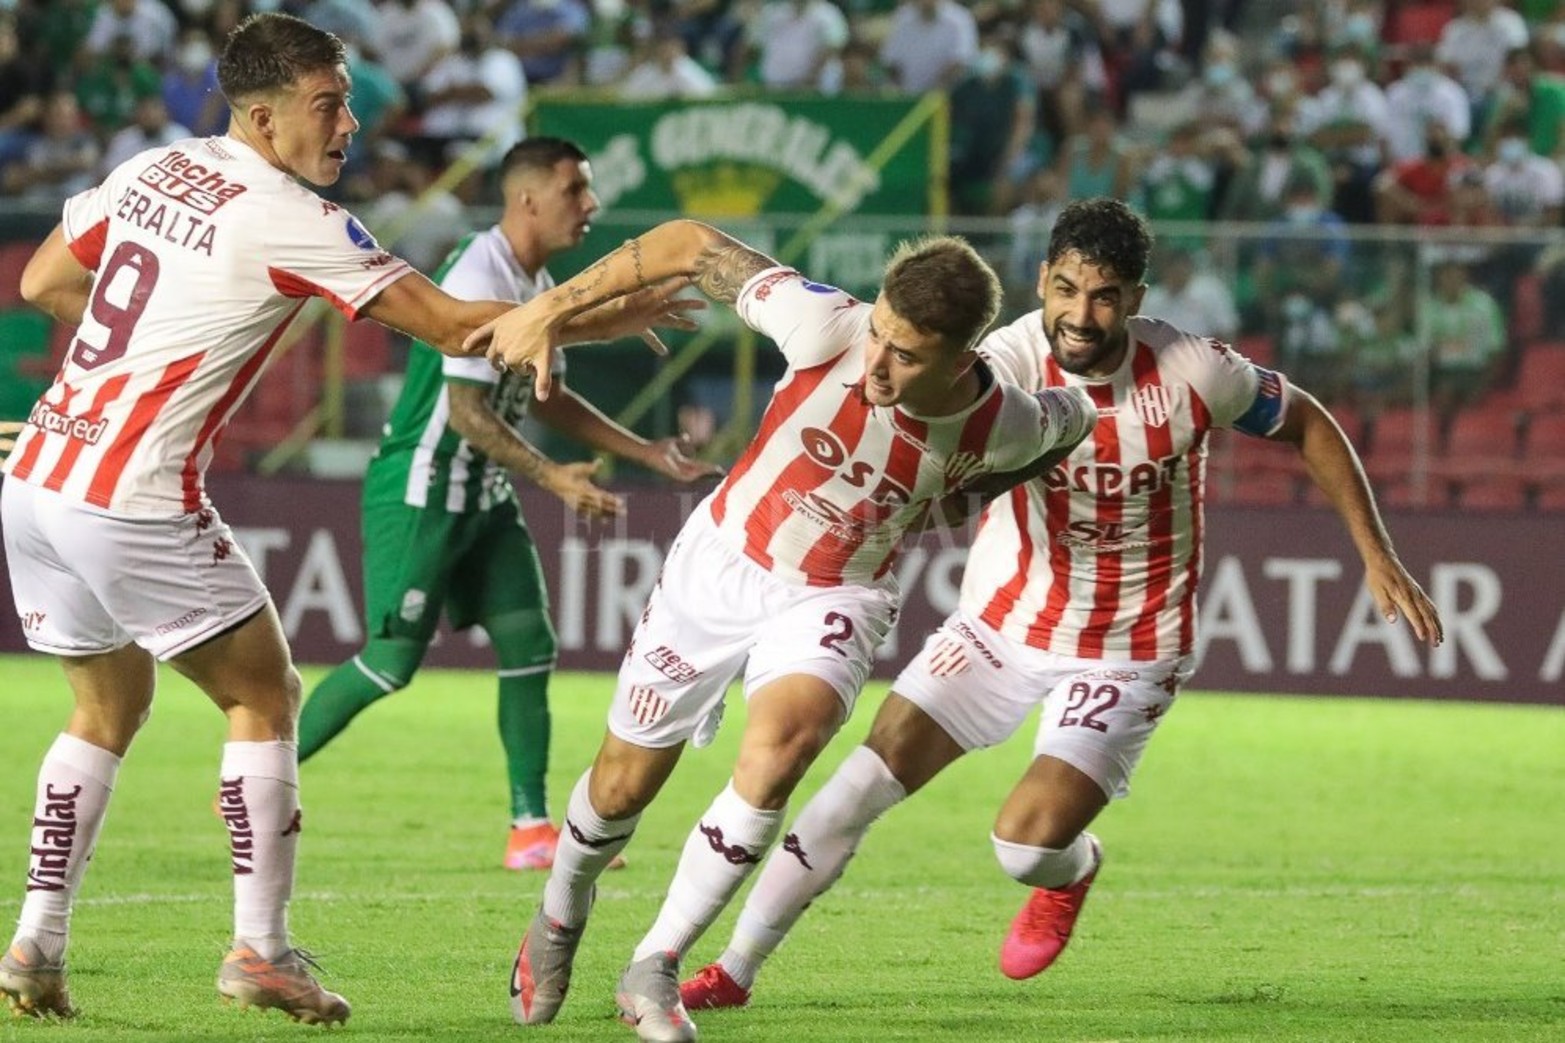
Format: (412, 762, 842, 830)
(548, 459, 625, 519)
(644, 433, 723, 482)
(1366, 555, 1443, 646)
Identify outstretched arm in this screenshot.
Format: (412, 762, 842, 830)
(20, 226, 93, 326)
(358, 270, 515, 357)
(1269, 386, 1443, 645)
(531, 380, 722, 483)
(465, 219, 778, 398)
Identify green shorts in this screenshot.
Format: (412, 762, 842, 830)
(359, 497, 549, 642)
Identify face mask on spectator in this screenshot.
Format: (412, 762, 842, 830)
(1204, 62, 1236, 88)
(1266, 69, 1296, 97)
(1498, 137, 1530, 165)
(1407, 65, 1436, 88)
(178, 41, 212, 74)
(1286, 203, 1321, 224)
(1330, 59, 1365, 89)
(972, 47, 1005, 79)
(1343, 13, 1376, 46)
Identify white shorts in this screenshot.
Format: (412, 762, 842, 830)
(606, 508, 900, 748)
(2, 479, 270, 661)
(894, 610, 1191, 800)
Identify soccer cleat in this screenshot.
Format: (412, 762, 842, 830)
(0, 939, 74, 1018)
(509, 905, 589, 1025)
(617, 951, 698, 1042)
(505, 822, 627, 871)
(999, 837, 1102, 980)
(679, 962, 750, 1011)
(216, 945, 351, 1025)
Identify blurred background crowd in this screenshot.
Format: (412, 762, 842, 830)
(0, 0, 1563, 510)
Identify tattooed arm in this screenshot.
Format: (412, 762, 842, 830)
(466, 220, 778, 398)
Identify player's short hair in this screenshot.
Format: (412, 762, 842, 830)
(217, 13, 346, 104)
(881, 235, 1002, 351)
(1047, 198, 1154, 285)
(499, 137, 590, 184)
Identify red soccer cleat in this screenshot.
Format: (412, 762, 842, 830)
(679, 962, 751, 1010)
(998, 839, 1101, 980)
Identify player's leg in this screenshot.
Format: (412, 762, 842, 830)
(995, 660, 1183, 980)
(297, 502, 447, 760)
(0, 481, 152, 1018)
(461, 505, 562, 869)
(686, 612, 1038, 1007)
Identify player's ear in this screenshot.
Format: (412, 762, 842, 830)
(1130, 281, 1147, 315)
(246, 101, 274, 139)
(1035, 263, 1048, 302)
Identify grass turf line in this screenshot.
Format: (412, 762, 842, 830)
(0, 655, 1559, 1041)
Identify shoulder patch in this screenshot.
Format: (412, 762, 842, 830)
(345, 216, 379, 250)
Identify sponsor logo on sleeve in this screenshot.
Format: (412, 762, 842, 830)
(345, 216, 379, 250)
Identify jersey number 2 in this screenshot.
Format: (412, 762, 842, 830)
(69, 241, 160, 371)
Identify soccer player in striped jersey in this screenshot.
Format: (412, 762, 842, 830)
(679, 198, 1445, 1010)
(294, 137, 719, 873)
(0, 14, 684, 1024)
(475, 219, 1098, 1041)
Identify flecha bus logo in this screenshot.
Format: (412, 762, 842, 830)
(136, 151, 248, 214)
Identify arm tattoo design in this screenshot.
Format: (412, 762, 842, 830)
(691, 242, 775, 304)
(628, 237, 646, 289)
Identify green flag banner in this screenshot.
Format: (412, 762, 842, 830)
(531, 95, 941, 218)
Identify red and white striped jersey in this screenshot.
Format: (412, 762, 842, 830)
(966, 311, 1289, 660)
(3, 136, 412, 515)
(708, 268, 1096, 589)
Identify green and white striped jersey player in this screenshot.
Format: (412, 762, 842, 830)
(294, 137, 718, 873)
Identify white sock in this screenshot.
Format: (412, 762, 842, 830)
(543, 771, 639, 928)
(633, 782, 784, 963)
(14, 734, 121, 964)
(718, 745, 905, 989)
(219, 741, 300, 960)
(992, 831, 1099, 888)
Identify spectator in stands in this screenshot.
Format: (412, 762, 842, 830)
(1097, 0, 1185, 112)
(1534, 4, 1565, 73)
(1219, 107, 1332, 223)
(1383, 43, 1472, 165)
(618, 22, 719, 100)
(838, 37, 888, 94)
(878, 0, 978, 94)
(948, 22, 1035, 215)
(1137, 120, 1219, 228)
(1297, 40, 1391, 222)
(750, 0, 850, 93)
(1485, 44, 1565, 160)
(1056, 105, 1134, 201)
(1343, 300, 1417, 410)
(419, 16, 527, 162)
(497, 0, 592, 86)
(342, 30, 408, 171)
(38, 0, 97, 75)
(1, 90, 98, 203)
(371, 0, 461, 88)
(1257, 54, 1306, 112)
(1484, 113, 1565, 225)
(1251, 174, 1351, 390)
(82, 0, 177, 67)
(668, 0, 746, 80)
(1141, 244, 1238, 343)
(1373, 120, 1475, 225)
(100, 94, 188, 175)
(1016, 0, 1107, 146)
(352, 140, 465, 274)
(1170, 28, 1266, 137)
(0, 16, 51, 171)
(75, 34, 162, 136)
(1323, 0, 1382, 64)
(302, 0, 378, 45)
(1437, 0, 1530, 121)
(1420, 256, 1508, 423)
(161, 27, 228, 138)
(1005, 166, 1066, 293)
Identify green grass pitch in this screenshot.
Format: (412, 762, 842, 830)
(0, 655, 1560, 1042)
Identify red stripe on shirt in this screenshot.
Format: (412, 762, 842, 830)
(1073, 379, 1125, 658)
(1016, 356, 1074, 649)
(743, 384, 872, 573)
(1128, 343, 1176, 658)
(67, 219, 109, 271)
(268, 266, 357, 319)
(85, 354, 204, 509)
(180, 303, 303, 510)
(799, 410, 925, 586)
(40, 376, 132, 492)
(710, 354, 839, 525)
(978, 484, 1035, 634)
(7, 425, 46, 481)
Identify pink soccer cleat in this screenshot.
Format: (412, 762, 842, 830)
(998, 839, 1101, 980)
(680, 962, 750, 1010)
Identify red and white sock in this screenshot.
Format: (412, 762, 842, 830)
(219, 741, 300, 961)
(13, 733, 122, 964)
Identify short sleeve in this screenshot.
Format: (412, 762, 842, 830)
(265, 204, 413, 320)
(61, 181, 115, 270)
(735, 267, 866, 368)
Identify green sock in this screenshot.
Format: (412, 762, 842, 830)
(298, 639, 423, 761)
(498, 667, 551, 821)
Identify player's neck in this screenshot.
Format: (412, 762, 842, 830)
(499, 215, 548, 278)
(901, 365, 982, 418)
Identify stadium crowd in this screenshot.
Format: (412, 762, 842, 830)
(1, 0, 1563, 507)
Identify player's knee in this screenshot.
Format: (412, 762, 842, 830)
(992, 804, 1082, 851)
(484, 609, 557, 670)
(358, 637, 427, 693)
(992, 834, 1085, 888)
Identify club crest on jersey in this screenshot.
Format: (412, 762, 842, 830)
(345, 216, 379, 250)
(1130, 384, 1174, 428)
(400, 589, 427, 623)
(943, 451, 986, 487)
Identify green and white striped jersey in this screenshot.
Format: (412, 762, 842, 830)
(363, 227, 565, 513)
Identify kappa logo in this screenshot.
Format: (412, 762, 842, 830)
(20, 610, 46, 632)
(211, 537, 234, 564)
